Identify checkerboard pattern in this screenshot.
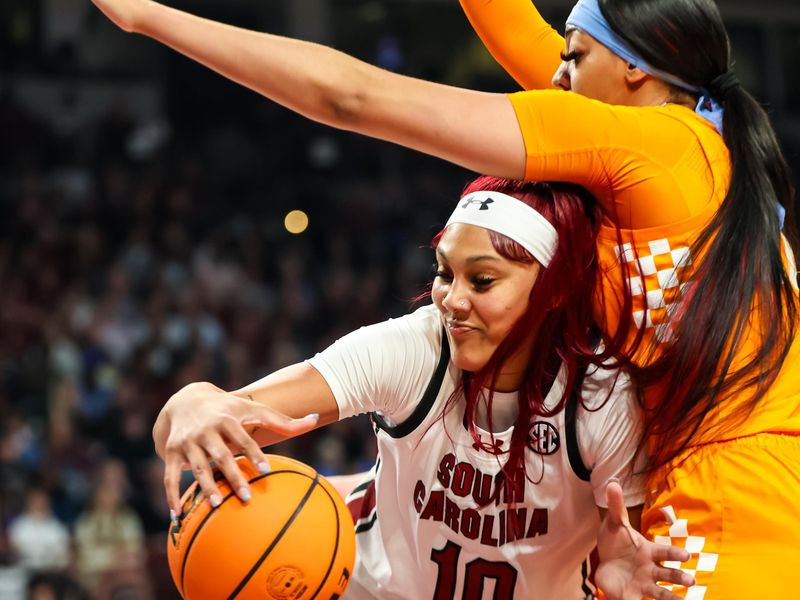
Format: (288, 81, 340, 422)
(653, 505, 719, 599)
(614, 238, 694, 343)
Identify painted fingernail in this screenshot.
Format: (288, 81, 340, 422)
(306, 413, 319, 420)
(258, 460, 270, 474)
(238, 487, 251, 502)
(170, 509, 178, 522)
(209, 494, 222, 508)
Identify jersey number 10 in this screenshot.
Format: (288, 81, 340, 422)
(431, 540, 518, 599)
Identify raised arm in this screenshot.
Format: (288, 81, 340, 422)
(91, 0, 525, 179)
(459, 0, 564, 90)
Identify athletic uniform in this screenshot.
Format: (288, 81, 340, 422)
(458, 1, 800, 596)
(307, 304, 644, 599)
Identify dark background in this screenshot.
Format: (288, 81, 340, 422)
(0, 1, 798, 598)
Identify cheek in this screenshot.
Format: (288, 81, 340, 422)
(431, 283, 446, 311)
(569, 64, 594, 97)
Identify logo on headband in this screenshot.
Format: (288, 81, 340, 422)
(461, 197, 494, 211)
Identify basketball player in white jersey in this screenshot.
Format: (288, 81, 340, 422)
(153, 176, 693, 599)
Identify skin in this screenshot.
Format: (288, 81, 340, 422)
(92, 0, 695, 594)
(432, 223, 539, 393)
(553, 29, 696, 109)
(154, 223, 541, 510)
(88, 0, 680, 184)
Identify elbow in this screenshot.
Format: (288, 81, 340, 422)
(312, 66, 374, 130)
(326, 89, 369, 128)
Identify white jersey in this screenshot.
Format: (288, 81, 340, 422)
(308, 304, 644, 600)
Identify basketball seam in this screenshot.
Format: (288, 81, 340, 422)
(308, 481, 342, 600)
(227, 473, 321, 599)
(179, 469, 300, 596)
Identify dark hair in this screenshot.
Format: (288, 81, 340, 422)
(599, 0, 799, 470)
(430, 176, 612, 495)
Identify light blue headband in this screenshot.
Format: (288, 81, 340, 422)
(565, 0, 724, 134)
(566, 0, 786, 229)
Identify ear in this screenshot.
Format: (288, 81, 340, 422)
(624, 62, 649, 85)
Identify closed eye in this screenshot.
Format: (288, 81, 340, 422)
(472, 276, 495, 289)
(560, 50, 580, 62)
(434, 269, 453, 282)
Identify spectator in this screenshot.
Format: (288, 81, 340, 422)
(7, 488, 70, 575)
(73, 461, 150, 599)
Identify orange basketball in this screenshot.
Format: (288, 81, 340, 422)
(167, 454, 356, 599)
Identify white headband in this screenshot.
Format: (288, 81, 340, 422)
(445, 191, 558, 266)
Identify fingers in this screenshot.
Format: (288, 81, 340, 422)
(164, 431, 251, 517)
(650, 543, 691, 564)
(645, 582, 694, 600)
(221, 417, 271, 475)
(183, 439, 228, 508)
(242, 408, 320, 438)
(164, 453, 184, 520)
(604, 479, 629, 528)
(158, 391, 320, 520)
(650, 564, 695, 589)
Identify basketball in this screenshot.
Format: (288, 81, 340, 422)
(166, 454, 356, 599)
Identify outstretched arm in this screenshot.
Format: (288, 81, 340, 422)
(459, 0, 564, 90)
(596, 481, 695, 600)
(91, 0, 525, 179)
(153, 362, 335, 518)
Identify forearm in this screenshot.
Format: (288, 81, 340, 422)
(133, 1, 369, 127)
(232, 362, 340, 446)
(113, 0, 525, 178)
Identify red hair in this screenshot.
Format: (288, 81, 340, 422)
(429, 176, 616, 498)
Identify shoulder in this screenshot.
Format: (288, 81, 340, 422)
(579, 362, 638, 417)
(354, 303, 443, 349)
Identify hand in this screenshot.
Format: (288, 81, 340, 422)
(154, 381, 319, 518)
(90, 0, 149, 33)
(595, 481, 695, 600)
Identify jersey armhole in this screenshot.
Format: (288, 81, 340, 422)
(565, 364, 592, 482)
(371, 328, 450, 439)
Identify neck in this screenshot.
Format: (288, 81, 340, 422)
(627, 78, 694, 109)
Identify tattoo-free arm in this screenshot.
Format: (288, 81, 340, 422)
(92, 0, 526, 179)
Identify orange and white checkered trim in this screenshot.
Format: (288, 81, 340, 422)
(653, 505, 718, 599)
(614, 238, 694, 343)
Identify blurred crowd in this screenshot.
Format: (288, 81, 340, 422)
(0, 80, 468, 598)
(2, 2, 798, 598)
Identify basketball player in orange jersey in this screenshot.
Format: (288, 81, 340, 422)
(155, 175, 692, 598)
(90, 0, 800, 596)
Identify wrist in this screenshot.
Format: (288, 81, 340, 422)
(133, 0, 161, 35)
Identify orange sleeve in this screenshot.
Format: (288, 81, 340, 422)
(507, 90, 729, 228)
(459, 0, 563, 90)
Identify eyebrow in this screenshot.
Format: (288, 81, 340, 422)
(436, 248, 501, 264)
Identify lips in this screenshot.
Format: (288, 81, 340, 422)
(447, 322, 478, 338)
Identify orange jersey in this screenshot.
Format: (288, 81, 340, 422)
(462, 0, 800, 441)
(461, 5, 800, 594)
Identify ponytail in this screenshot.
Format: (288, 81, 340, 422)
(600, 0, 798, 471)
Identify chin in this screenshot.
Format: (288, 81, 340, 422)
(451, 350, 489, 374)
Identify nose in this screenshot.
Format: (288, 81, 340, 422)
(552, 62, 571, 90)
(441, 283, 471, 317)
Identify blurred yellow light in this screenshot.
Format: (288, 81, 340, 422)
(284, 210, 309, 234)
